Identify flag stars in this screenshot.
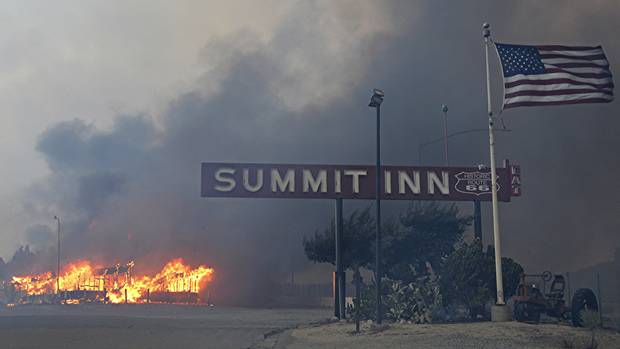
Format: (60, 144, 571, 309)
(496, 43, 546, 77)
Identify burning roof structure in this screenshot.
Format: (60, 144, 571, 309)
(7, 258, 213, 305)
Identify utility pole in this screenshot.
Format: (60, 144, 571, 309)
(54, 216, 61, 295)
(439, 104, 484, 243)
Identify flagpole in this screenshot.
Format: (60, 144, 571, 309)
(483, 23, 506, 310)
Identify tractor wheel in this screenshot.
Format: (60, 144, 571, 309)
(514, 301, 541, 323)
(571, 288, 599, 327)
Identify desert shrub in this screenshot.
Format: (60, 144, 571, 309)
(348, 275, 442, 323)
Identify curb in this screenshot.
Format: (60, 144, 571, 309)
(248, 317, 334, 349)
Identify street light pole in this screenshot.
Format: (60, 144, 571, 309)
(441, 104, 449, 165)
(368, 88, 384, 324)
(375, 103, 382, 324)
(53, 215, 61, 294)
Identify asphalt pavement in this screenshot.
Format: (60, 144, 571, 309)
(0, 304, 330, 349)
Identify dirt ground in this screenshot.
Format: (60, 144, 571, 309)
(254, 321, 620, 349)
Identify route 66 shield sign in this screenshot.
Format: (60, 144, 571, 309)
(454, 171, 499, 196)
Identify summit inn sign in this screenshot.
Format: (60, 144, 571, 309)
(201, 162, 520, 202)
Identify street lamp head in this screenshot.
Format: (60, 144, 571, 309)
(482, 23, 491, 38)
(441, 104, 448, 113)
(368, 88, 384, 108)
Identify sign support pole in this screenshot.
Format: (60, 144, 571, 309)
(334, 198, 345, 319)
(474, 200, 482, 241)
(484, 23, 506, 307)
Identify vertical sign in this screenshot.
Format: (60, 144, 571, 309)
(510, 164, 522, 197)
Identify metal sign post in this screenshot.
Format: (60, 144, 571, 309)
(334, 198, 345, 319)
(474, 200, 482, 241)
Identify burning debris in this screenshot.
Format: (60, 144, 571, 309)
(6, 258, 213, 305)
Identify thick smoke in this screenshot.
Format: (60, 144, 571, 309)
(9, 1, 620, 304)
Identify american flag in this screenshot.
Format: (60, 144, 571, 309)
(495, 43, 614, 109)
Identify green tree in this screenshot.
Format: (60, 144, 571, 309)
(303, 206, 376, 271)
(440, 240, 523, 319)
(485, 245, 523, 301)
(382, 202, 472, 282)
(304, 202, 472, 281)
(440, 240, 492, 318)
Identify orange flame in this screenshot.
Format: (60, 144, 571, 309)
(107, 258, 214, 304)
(10, 258, 214, 304)
(58, 260, 96, 291)
(11, 271, 54, 295)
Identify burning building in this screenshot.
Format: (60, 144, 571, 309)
(7, 258, 213, 305)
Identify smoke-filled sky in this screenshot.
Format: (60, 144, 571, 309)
(1, 1, 619, 301)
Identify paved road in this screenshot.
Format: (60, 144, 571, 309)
(0, 304, 330, 349)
